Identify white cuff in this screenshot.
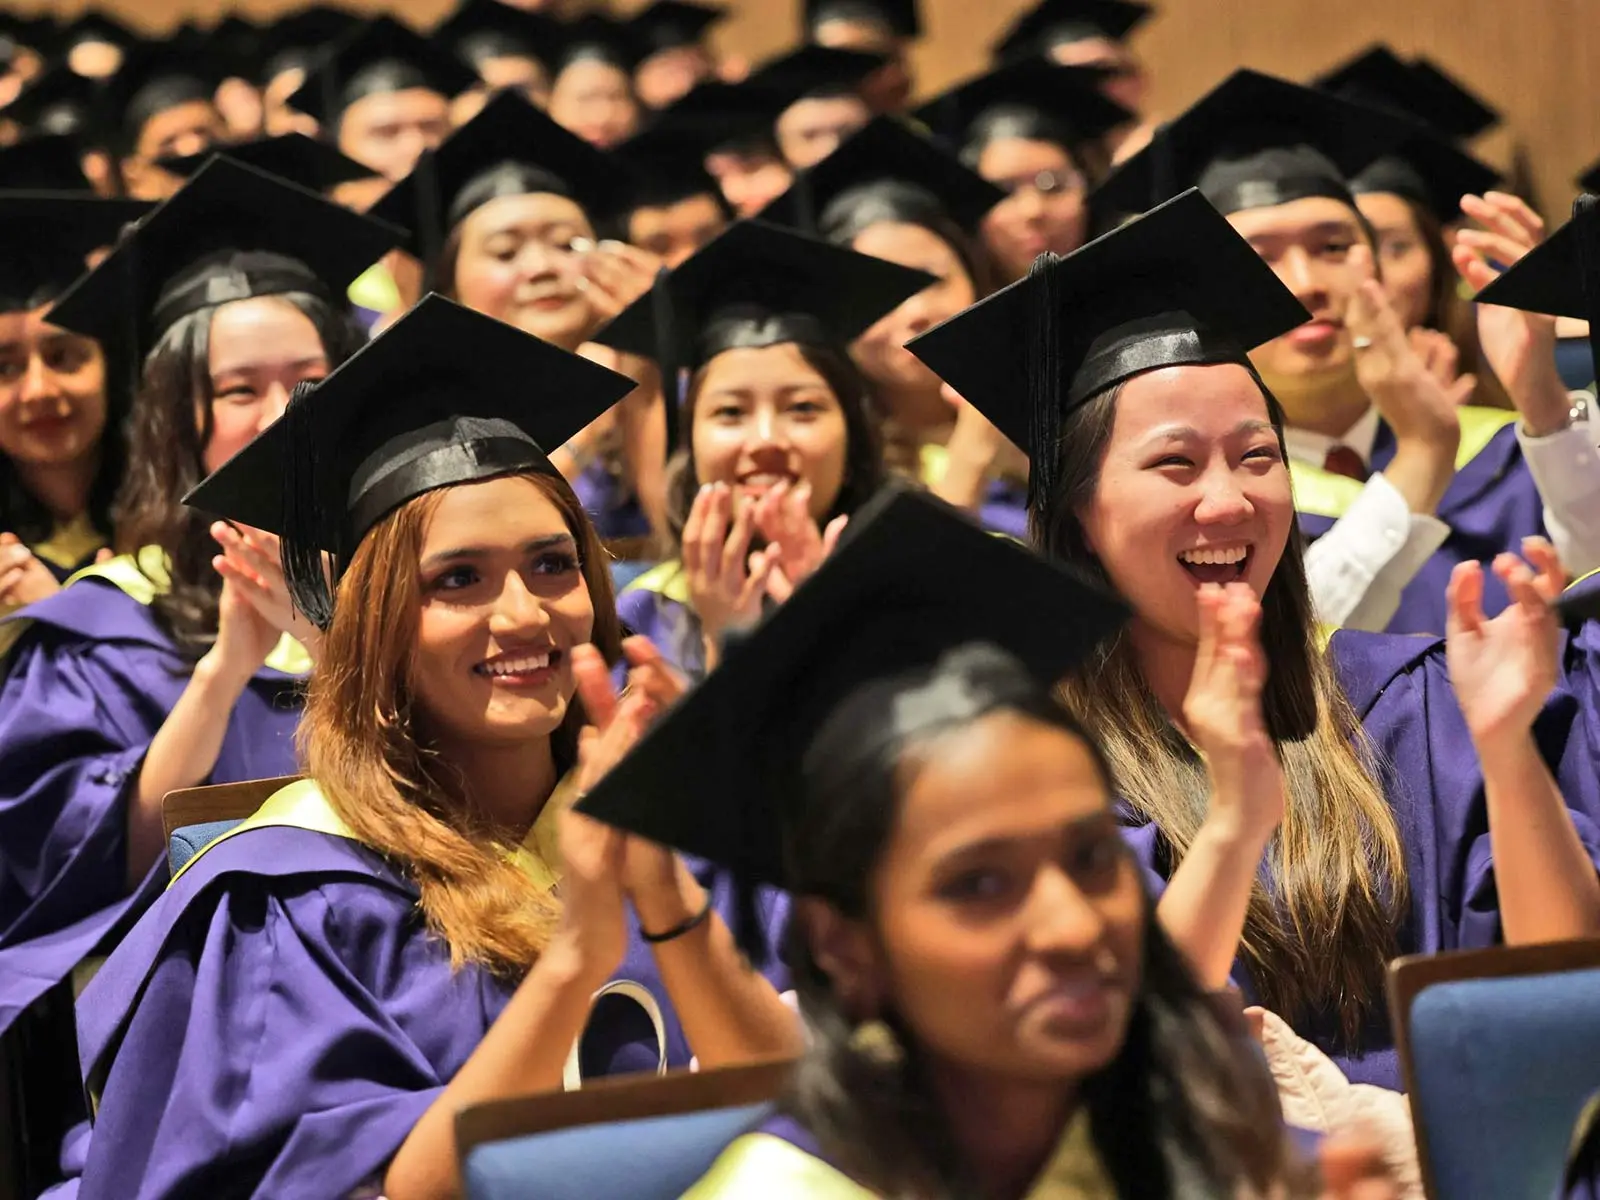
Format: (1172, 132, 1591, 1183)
(1305, 472, 1450, 632)
(1517, 415, 1600, 577)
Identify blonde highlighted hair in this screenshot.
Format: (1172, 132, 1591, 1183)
(300, 470, 623, 977)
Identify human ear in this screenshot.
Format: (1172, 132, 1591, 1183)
(797, 897, 885, 1018)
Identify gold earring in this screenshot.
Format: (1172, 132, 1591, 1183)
(848, 1018, 904, 1067)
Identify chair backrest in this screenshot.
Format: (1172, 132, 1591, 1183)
(458, 1058, 795, 1200)
(168, 820, 247, 876)
(1389, 938, 1600, 1200)
(160, 776, 299, 852)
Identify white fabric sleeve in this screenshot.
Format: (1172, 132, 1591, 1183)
(1516, 411, 1600, 580)
(1304, 472, 1451, 632)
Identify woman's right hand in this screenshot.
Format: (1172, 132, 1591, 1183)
(1183, 583, 1284, 847)
(199, 577, 281, 693)
(682, 482, 775, 662)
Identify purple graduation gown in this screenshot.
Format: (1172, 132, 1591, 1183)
(0, 578, 302, 1039)
(572, 458, 651, 543)
(617, 563, 708, 679)
(978, 477, 1029, 541)
(1123, 628, 1600, 1091)
(1297, 418, 1547, 636)
(64, 823, 790, 1199)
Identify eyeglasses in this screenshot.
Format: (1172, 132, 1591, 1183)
(994, 168, 1086, 198)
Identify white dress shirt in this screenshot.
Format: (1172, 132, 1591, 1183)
(1515, 395, 1600, 581)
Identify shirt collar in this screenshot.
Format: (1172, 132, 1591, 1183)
(1281, 403, 1381, 468)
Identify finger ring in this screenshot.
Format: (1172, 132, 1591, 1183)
(1352, 336, 1374, 350)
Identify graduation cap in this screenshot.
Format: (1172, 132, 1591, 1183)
(434, 0, 564, 71)
(755, 113, 1005, 235)
(628, 1, 726, 55)
(3, 68, 111, 146)
(575, 484, 1128, 890)
(552, 13, 645, 75)
(638, 77, 788, 159)
(286, 15, 479, 129)
(991, 0, 1152, 63)
(1349, 127, 1499, 226)
(906, 188, 1309, 528)
(1315, 45, 1499, 143)
(155, 135, 378, 194)
(912, 58, 1130, 155)
(0, 193, 150, 312)
(258, 6, 365, 87)
(0, 133, 97, 191)
(804, 0, 922, 41)
(45, 155, 403, 356)
(747, 43, 889, 104)
(203, 15, 266, 84)
(1473, 194, 1600, 427)
(613, 122, 731, 213)
(368, 90, 635, 264)
(183, 292, 637, 628)
(1094, 68, 1402, 217)
(99, 40, 225, 154)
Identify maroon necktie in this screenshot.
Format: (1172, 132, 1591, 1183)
(1322, 445, 1370, 482)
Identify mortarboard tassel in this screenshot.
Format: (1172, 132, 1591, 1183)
(1024, 250, 1064, 539)
(1575, 193, 1600, 410)
(278, 378, 337, 630)
(415, 148, 443, 292)
(651, 265, 681, 456)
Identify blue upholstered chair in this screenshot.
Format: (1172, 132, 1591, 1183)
(458, 1059, 795, 1200)
(1390, 939, 1600, 1200)
(1555, 337, 1595, 392)
(161, 776, 298, 875)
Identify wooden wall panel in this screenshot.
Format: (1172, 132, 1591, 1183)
(11, 0, 1597, 218)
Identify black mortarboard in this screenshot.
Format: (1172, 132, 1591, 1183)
(368, 90, 635, 263)
(0, 193, 150, 312)
(45, 155, 402, 355)
(1317, 46, 1498, 143)
(1580, 159, 1600, 197)
(913, 58, 1130, 155)
(257, 6, 364, 87)
(434, 0, 564, 71)
(907, 188, 1308, 528)
(747, 43, 888, 103)
(156, 135, 377, 194)
(183, 292, 636, 628)
(614, 122, 730, 212)
(1094, 68, 1401, 217)
(575, 484, 1127, 888)
(991, 0, 1151, 61)
(0, 13, 59, 62)
(1349, 126, 1499, 225)
(286, 16, 479, 129)
(1473, 194, 1600, 409)
(637, 77, 787, 158)
(756, 113, 1005, 235)
(628, 1, 726, 55)
(0, 133, 97, 191)
(804, 0, 922, 40)
(2, 69, 109, 146)
(553, 13, 644, 75)
(99, 40, 224, 154)
(203, 15, 266, 83)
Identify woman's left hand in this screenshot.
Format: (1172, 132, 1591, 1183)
(751, 480, 848, 604)
(211, 522, 325, 663)
(1446, 537, 1564, 750)
(0, 533, 63, 608)
(578, 241, 664, 328)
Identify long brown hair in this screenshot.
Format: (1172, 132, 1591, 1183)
(1045, 377, 1409, 1041)
(300, 469, 623, 977)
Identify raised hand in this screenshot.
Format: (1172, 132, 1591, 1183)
(0, 532, 62, 608)
(1452, 192, 1570, 434)
(682, 482, 775, 663)
(1409, 326, 1477, 407)
(751, 480, 848, 604)
(577, 240, 665, 327)
(211, 521, 325, 662)
(1445, 537, 1564, 750)
(204, 575, 283, 692)
(1183, 583, 1284, 846)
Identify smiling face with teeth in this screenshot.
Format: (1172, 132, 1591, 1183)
(409, 473, 599, 752)
(1074, 362, 1294, 645)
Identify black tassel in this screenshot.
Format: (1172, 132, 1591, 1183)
(416, 148, 443, 294)
(794, 169, 817, 236)
(1574, 194, 1600, 397)
(1025, 251, 1064, 539)
(651, 266, 680, 456)
(278, 379, 336, 630)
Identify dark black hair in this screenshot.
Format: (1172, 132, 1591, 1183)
(959, 104, 1110, 184)
(120, 76, 215, 156)
(781, 643, 1307, 1198)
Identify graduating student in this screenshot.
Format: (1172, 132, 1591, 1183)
(546, 13, 643, 150)
(1315, 45, 1513, 410)
(580, 489, 1384, 1199)
(635, 77, 795, 217)
(751, 44, 886, 171)
(435, 0, 564, 122)
(369, 91, 661, 542)
(915, 58, 1129, 284)
(802, 0, 919, 113)
(69, 296, 799, 1200)
(0, 141, 148, 610)
(2, 68, 123, 197)
(627, 0, 725, 111)
(99, 41, 226, 200)
(154, 134, 378, 197)
(756, 115, 1026, 534)
(603, 220, 925, 677)
(909, 186, 1600, 1090)
(1097, 69, 1599, 635)
(613, 122, 732, 267)
(0, 158, 396, 1050)
(255, 5, 362, 139)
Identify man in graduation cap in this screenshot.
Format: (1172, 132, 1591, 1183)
(1097, 68, 1600, 636)
(101, 40, 227, 200)
(641, 77, 795, 217)
(614, 122, 732, 267)
(546, 13, 644, 150)
(435, 0, 563, 124)
(803, 0, 918, 112)
(750, 43, 887, 170)
(629, 1, 726, 111)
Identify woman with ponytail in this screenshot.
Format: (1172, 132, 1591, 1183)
(67, 298, 799, 1200)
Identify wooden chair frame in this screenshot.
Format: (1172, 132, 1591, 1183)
(454, 1056, 797, 1169)
(1387, 937, 1600, 1200)
(159, 775, 302, 851)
